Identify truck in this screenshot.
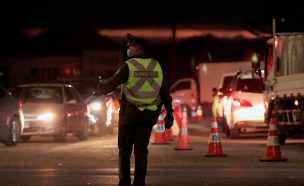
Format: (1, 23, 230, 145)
(262, 19, 304, 144)
(169, 61, 260, 116)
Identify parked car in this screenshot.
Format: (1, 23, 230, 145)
(213, 72, 236, 131)
(12, 83, 88, 142)
(0, 85, 24, 146)
(56, 77, 112, 135)
(224, 70, 267, 138)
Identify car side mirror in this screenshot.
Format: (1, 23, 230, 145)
(67, 99, 77, 104)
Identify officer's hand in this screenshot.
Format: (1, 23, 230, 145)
(164, 114, 174, 129)
(83, 95, 97, 106)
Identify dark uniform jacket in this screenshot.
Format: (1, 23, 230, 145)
(94, 53, 173, 114)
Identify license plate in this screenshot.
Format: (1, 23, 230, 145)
(24, 122, 30, 128)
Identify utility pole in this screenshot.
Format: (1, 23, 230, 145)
(171, 0, 176, 83)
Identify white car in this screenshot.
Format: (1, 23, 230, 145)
(213, 72, 236, 131)
(12, 83, 88, 142)
(224, 71, 267, 138)
(0, 85, 24, 146)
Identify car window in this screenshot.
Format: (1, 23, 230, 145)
(175, 81, 191, 91)
(64, 87, 81, 103)
(221, 76, 234, 91)
(235, 78, 263, 93)
(12, 86, 63, 103)
(58, 80, 98, 96)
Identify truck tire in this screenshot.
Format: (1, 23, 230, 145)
(278, 134, 286, 145)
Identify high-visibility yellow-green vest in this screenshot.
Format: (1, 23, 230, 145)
(122, 58, 163, 111)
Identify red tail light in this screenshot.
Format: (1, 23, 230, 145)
(18, 100, 22, 107)
(232, 98, 253, 107)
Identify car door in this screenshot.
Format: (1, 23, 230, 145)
(64, 87, 84, 132)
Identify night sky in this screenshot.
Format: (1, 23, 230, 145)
(2, 1, 299, 28)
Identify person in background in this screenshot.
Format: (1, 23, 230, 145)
(83, 33, 174, 186)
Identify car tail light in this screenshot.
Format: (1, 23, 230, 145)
(232, 98, 253, 107)
(18, 100, 22, 106)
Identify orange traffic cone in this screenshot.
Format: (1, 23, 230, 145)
(152, 113, 169, 144)
(174, 106, 193, 150)
(164, 110, 174, 141)
(197, 105, 203, 121)
(190, 106, 197, 122)
(259, 118, 288, 162)
(204, 116, 226, 157)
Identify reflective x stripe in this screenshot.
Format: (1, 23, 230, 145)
(124, 58, 161, 98)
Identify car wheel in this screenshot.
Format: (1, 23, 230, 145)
(230, 129, 240, 139)
(78, 121, 88, 141)
(225, 120, 230, 138)
(278, 134, 286, 145)
(54, 120, 67, 142)
(4, 116, 21, 146)
(20, 136, 31, 143)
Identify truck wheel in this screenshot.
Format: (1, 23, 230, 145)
(77, 122, 88, 141)
(4, 116, 21, 146)
(230, 129, 240, 139)
(20, 136, 31, 143)
(278, 134, 286, 145)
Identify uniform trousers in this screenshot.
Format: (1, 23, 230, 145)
(118, 104, 156, 186)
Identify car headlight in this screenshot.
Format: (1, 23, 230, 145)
(37, 113, 53, 121)
(92, 103, 101, 110)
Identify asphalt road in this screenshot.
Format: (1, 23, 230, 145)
(1, 116, 304, 186)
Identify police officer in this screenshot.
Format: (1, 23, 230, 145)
(83, 33, 174, 186)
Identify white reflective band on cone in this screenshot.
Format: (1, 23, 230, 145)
(156, 124, 165, 132)
(211, 122, 218, 128)
(267, 136, 279, 146)
(180, 128, 188, 136)
(209, 133, 220, 142)
(269, 124, 277, 131)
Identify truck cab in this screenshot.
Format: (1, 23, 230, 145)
(263, 19, 304, 144)
(170, 78, 198, 116)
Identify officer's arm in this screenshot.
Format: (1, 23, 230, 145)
(94, 63, 129, 96)
(159, 70, 173, 114)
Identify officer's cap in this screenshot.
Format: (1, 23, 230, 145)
(126, 33, 149, 47)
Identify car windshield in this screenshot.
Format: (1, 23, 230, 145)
(13, 86, 63, 103)
(57, 80, 98, 97)
(235, 78, 263, 93)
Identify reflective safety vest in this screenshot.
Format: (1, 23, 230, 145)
(122, 58, 163, 111)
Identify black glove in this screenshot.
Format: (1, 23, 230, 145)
(164, 113, 174, 129)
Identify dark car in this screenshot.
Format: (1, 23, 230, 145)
(0, 85, 24, 146)
(56, 77, 113, 135)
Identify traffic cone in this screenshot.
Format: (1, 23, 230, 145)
(174, 105, 193, 150)
(164, 110, 174, 141)
(152, 113, 169, 144)
(259, 118, 288, 162)
(190, 106, 197, 122)
(204, 116, 226, 157)
(197, 105, 203, 121)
